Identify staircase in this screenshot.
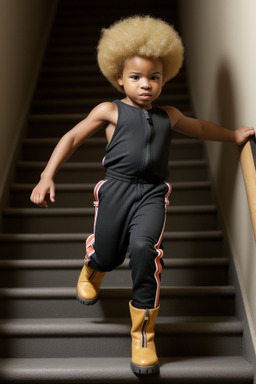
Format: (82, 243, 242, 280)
(0, 0, 254, 382)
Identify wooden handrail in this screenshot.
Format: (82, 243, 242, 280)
(240, 137, 256, 241)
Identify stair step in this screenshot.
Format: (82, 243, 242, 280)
(3, 205, 218, 233)
(48, 36, 101, 46)
(0, 317, 243, 358)
(35, 84, 121, 97)
(44, 54, 98, 66)
(21, 138, 205, 162)
(53, 14, 177, 28)
(54, 5, 178, 17)
(16, 160, 209, 183)
(0, 286, 235, 318)
(50, 24, 102, 35)
(52, 15, 178, 27)
(31, 95, 190, 113)
(29, 113, 89, 122)
(41, 64, 105, 75)
(0, 258, 229, 287)
(10, 181, 214, 207)
(56, 1, 178, 12)
(57, 0, 177, 9)
(44, 44, 97, 54)
(39, 74, 115, 86)
(0, 231, 223, 260)
(0, 356, 253, 383)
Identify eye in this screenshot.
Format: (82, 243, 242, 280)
(130, 75, 139, 80)
(151, 76, 160, 81)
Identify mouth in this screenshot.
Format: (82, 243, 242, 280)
(139, 93, 152, 100)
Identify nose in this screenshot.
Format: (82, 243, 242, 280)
(141, 77, 151, 89)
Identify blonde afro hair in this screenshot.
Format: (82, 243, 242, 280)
(97, 15, 184, 92)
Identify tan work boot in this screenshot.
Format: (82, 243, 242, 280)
(129, 300, 160, 375)
(76, 264, 106, 305)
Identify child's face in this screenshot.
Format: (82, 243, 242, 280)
(117, 56, 164, 109)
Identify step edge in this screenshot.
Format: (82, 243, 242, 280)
(3, 205, 218, 217)
(0, 258, 229, 270)
(0, 230, 223, 242)
(0, 318, 243, 336)
(0, 356, 253, 381)
(0, 286, 235, 299)
(10, 180, 212, 192)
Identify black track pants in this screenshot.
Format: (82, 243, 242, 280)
(85, 175, 171, 309)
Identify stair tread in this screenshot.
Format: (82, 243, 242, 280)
(0, 257, 229, 269)
(29, 113, 89, 121)
(0, 316, 243, 336)
(0, 230, 223, 242)
(0, 356, 253, 382)
(4, 205, 217, 216)
(11, 180, 212, 191)
(0, 286, 235, 299)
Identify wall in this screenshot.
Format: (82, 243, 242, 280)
(0, 0, 57, 202)
(179, 0, 256, 352)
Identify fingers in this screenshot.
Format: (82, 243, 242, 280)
(235, 126, 256, 145)
(30, 190, 48, 208)
(250, 127, 256, 139)
(37, 200, 49, 208)
(30, 179, 56, 208)
(50, 184, 55, 203)
(244, 127, 255, 141)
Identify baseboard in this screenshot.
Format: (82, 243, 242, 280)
(0, 0, 59, 230)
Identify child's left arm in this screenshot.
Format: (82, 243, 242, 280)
(163, 106, 255, 145)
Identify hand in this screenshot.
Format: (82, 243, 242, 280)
(234, 126, 255, 146)
(30, 177, 55, 208)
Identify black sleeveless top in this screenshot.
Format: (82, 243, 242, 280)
(103, 100, 172, 182)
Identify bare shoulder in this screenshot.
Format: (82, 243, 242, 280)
(161, 105, 184, 128)
(89, 102, 118, 124)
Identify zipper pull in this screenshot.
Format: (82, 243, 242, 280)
(141, 308, 150, 348)
(145, 308, 150, 320)
(143, 110, 153, 125)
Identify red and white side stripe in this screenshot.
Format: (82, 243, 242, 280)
(84, 180, 107, 265)
(93, 180, 107, 234)
(153, 182, 172, 308)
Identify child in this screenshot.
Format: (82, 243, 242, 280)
(30, 15, 254, 375)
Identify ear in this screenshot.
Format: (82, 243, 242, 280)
(117, 74, 124, 87)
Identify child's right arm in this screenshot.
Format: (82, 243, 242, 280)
(30, 102, 117, 208)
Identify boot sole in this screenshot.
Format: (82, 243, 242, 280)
(131, 362, 159, 375)
(76, 290, 99, 305)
